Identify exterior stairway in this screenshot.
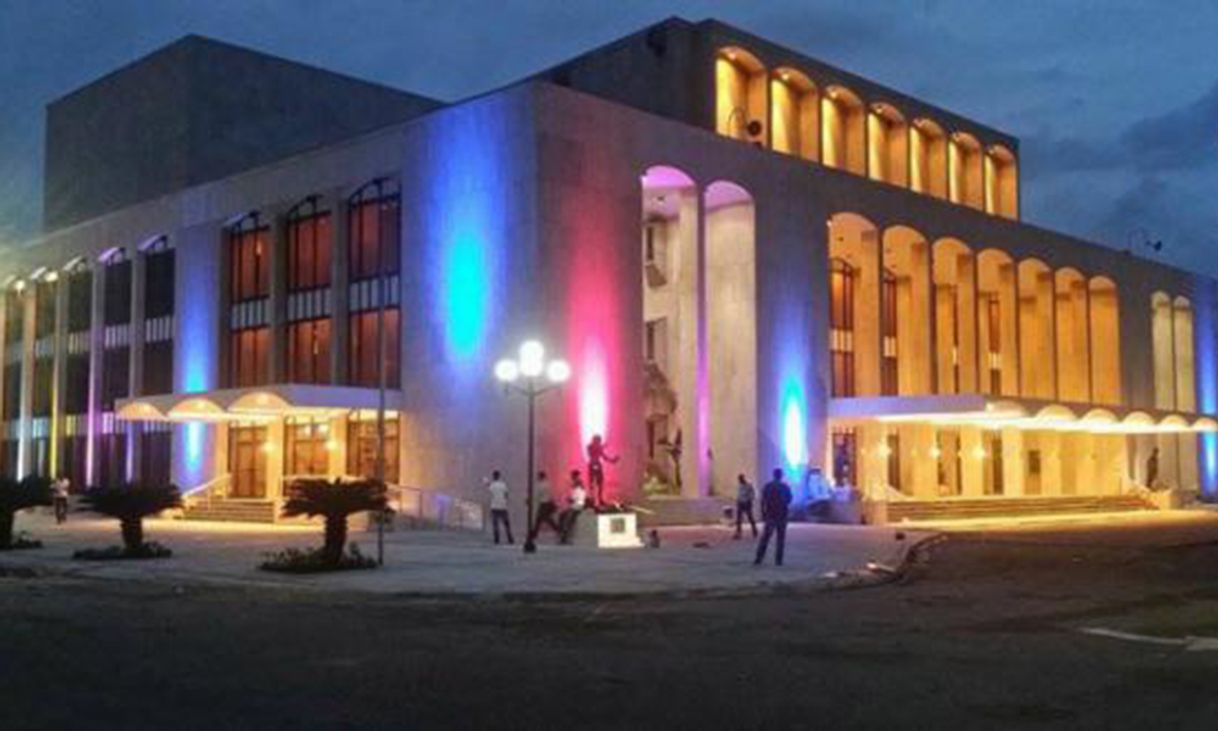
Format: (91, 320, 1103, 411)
(182, 499, 278, 523)
(886, 494, 1155, 523)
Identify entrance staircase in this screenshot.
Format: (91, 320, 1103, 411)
(885, 494, 1155, 524)
(182, 498, 278, 523)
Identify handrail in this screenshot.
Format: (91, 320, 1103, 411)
(384, 484, 485, 531)
(182, 473, 232, 510)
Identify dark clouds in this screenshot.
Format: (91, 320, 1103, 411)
(1, 1, 1216, 275)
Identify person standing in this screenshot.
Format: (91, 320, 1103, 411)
(485, 470, 513, 545)
(52, 474, 70, 524)
(733, 473, 757, 540)
(754, 468, 793, 566)
(530, 470, 561, 541)
(559, 470, 589, 544)
(1146, 447, 1160, 490)
(586, 435, 619, 507)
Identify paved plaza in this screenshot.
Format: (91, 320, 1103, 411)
(0, 510, 927, 595)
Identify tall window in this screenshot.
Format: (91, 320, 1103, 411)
(229, 217, 270, 303)
(829, 258, 856, 397)
(67, 267, 92, 333)
(229, 327, 269, 389)
(348, 309, 400, 388)
(144, 241, 175, 318)
(348, 186, 400, 281)
(287, 318, 331, 384)
(288, 202, 332, 292)
(346, 415, 400, 484)
(286, 419, 330, 477)
(104, 253, 132, 326)
(985, 295, 1002, 395)
(881, 268, 898, 396)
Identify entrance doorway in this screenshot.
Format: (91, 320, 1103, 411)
(229, 425, 268, 498)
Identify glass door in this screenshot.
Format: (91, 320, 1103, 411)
(229, 425, 268, 498)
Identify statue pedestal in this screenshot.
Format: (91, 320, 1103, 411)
(571, 511, 643, 549)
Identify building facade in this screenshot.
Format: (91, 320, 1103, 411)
(2, 18, 1215, 522)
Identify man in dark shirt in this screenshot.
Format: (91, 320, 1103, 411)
(754, 468, 793, 566)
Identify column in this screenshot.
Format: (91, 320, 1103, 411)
(128, 253, 146, 480)
(268, 205, 288, 383)
(17, 284, 35, 476)
(1039, 431, 1062, 496)
(960, 426, 984, 497)
(908, 423, 938, 498)
(50, 274, 68, 477)
(85, 259, 105, 487)
(331, 190, 350, 385)
(1000, 427, 1025, 497)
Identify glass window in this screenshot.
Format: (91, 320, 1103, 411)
(34, 280, 56, 339)
(829, 258, 855, 397)
(346, 415, 399, 484)
(102, 347, 130, 411)
(348, 190, 400, 281)
(4, 290, 23, 345)
(104, 256, 132, 326)
(144, 247, 175, 319)
(286, 420, 330, 477)
(348, 309, 400, 388)
(287, 318, 331, 384)
(65, 355, 90, 414)
(68, 269, 92, 332)
(287, 208, 332, 292)
(229, 220, 270, 303)
(142, 340, 174, 395)
(229, 327, 269, 388)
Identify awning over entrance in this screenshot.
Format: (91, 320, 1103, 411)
(829, 394, 1218, 435)
(116, 384, 404, 423)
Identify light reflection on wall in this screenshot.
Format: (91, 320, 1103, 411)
(1193, 283, 1218, 498)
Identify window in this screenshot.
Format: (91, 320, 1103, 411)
(104, 255, 132, 326)
(34, 280, 56, 339)
(829, 258, 856, 397)
(287, 203, 332, 292)
(229, 327, 269, 388)
(144, 245, 175, 318)
(65, 355, 90, 414)
(102, 347, 130, 411)
(68, 268, 92, 332)
(881, 268, 898, 396)
(287, 318, 331, 384)
(348, 309, 400, 388)
(346, 416, 399, 484)
(348, 185, 400, 281)
(4, 290, 23, 345)
(142, 340, 174, 395)
(2, 365, 19, 421)
(286, 420, 330, 477)
(32, 361, 53, 417)
(139, 426, 172, 486)
(229, 217, 270, 303)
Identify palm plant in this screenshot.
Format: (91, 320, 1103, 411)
(281, 477, 387, 564)
(0, 475, 53, 549)
(78, 482, 182, 554)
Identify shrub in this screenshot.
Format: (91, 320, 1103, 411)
(77, 482, 182, 557)
(259, 543, 377, 573)
(73, 542, 172, 561)
(0, 475, 53, 550)
(280, 477, 387, 565)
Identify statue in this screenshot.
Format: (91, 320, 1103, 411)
(586, 434, 619, 506)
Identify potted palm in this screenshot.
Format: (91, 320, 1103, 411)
(261, 477, 387, 572)
(74, 482, 182, 559)
(0, 475, 53, 550)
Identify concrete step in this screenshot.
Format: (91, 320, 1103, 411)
(183, 500, 278, 523)
(887, 495, 1153, 523)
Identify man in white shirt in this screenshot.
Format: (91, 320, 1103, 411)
(733, 473, 757, 539)
(559, 470, 588, 544)
(485, 470, 513, 545)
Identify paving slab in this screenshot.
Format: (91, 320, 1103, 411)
(0, 511, 927, 596)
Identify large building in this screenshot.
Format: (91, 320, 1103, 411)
(2, 17, 1215, 523)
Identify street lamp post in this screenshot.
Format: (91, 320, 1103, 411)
(495, 340, 570, 554)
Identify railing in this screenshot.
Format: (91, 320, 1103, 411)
(182, 473, 232, 511)
(385, 484, 485, 532)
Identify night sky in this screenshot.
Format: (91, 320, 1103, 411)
(2, 0, 1216, 275)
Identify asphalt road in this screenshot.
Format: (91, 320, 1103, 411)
(3, 517, 1218, 730)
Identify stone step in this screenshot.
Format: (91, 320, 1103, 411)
(887, 495, 1153, 522)
(182, 500, 278, 523)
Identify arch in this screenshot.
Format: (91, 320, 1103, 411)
(828, 213, 881, 396)
(881, 226, 931, 395)
(1151, 291, 1176, 409)
(1088, 276, 1121, 405)
(985, 144, 1019, 218)
(230, 390, 293, 416)
(770, 67, 818, 160)
(116, 400, 168, 422)
(932, 238, 977, 393)
(167, 397, 227, 422)
(910, 118, 948, 199)
(1034, 404, 1078, 429)
(976, 249, 1018, 396)
(705, 181, 757, 496)
(821, 85, 866, 175)
(949, 132, 984, 209)
(1017, 259, 1055, 399)
(716, 47, 767, 146)
(1054, 268, 1090, 402)
(640, 165, 699, 496)
(1193, 417, 1218, 432)
(1173, 296, 1196, 412)
(1081, 408, 1118, 425)
(868, 103, 908, 186)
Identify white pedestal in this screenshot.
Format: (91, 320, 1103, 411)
(571, 511, 643, 549)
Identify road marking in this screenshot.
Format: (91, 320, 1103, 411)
(1079, 627, 1218, 651)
